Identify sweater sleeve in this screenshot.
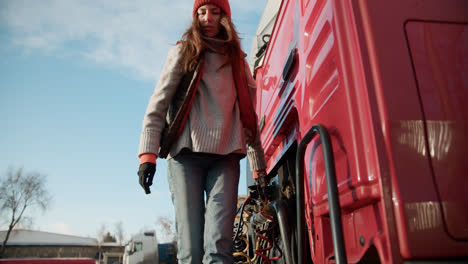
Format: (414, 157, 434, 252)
(244, 60, 267, 171)
(138, 44, 184, 157)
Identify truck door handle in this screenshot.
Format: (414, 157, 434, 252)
(282, 48, 297, 81)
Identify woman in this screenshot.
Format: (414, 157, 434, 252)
(137, 0, 267, 263)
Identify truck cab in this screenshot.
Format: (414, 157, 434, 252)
(123, 231, 158, 264)
(242, 0, 468, 263)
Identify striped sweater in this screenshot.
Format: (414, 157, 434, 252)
(138, 44, 266, 171)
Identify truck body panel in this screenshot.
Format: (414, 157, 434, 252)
(249, 0, 468, 262)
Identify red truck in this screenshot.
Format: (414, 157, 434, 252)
(235, 0, 468, 263)
(0, 259, 95, 264)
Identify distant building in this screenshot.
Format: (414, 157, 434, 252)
(0, 229, 123, 263)
(100, 242, 124, 264)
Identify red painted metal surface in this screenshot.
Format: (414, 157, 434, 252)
(254, 0, 468, 262)
(0, 259, 95, 264)
(353, 0, 468, 259)
(405, 21, 468, 241)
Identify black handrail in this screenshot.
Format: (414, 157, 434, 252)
(295, 124, 347, 264)
(272, 200, 294, 264)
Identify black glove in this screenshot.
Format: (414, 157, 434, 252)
(138, 162, 156, 194)
(254, 169, 269, 187)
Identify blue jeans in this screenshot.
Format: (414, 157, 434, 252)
(167, 151, 241, 264)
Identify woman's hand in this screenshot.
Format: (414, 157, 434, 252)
(254, 169, 269, 187)
(138, 162, 156, 194)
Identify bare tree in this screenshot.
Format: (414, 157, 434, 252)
(0, 168, 52, 257)
(156, 216, 176, 243)
(96, 223, 108, 244)
(102, 232, 116, 243)
(114, 220, 125, 246)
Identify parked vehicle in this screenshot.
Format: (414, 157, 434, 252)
(122, 232, 177, 264)
(0, 259, 95, 264)
(123, 232, 158, 264)
(157, 243, 177, 264)
(236, 0, 468, 263)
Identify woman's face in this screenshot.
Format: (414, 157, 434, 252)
(197, 4, 221, 37)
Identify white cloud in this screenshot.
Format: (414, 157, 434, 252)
(45, 222, 75, 236)
(0, 0, 266, 81)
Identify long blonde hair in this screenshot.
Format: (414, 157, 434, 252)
(179, 12, 244, 73)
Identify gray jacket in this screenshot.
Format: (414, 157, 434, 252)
(138, 44, 266, 171)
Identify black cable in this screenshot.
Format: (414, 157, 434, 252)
(233, 197, 249, 243)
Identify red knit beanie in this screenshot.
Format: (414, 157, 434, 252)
(193, 0, 231, 19)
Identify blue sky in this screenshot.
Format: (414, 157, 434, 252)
(0, 0, 266, 242)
